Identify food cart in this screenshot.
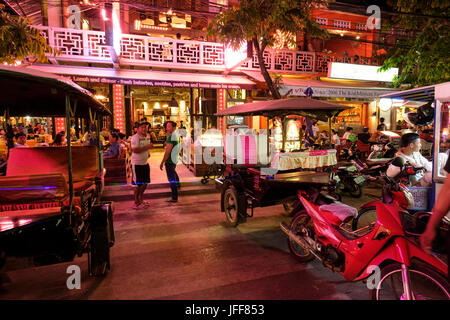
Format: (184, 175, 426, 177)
(379, 81, 450, 212)
(215, 97, 350, 226)
(0, 65, 114, 282)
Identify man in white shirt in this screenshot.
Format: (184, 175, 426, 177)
(386, 132, 432, 186)
(130, 122, 153, 209)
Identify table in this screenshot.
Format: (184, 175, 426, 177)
(271, 149, 337, 171)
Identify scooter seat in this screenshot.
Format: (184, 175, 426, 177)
(319, 203, 358, 225)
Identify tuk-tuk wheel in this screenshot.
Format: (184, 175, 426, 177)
(223, 186, 246, 227)
(90, 227, 110, 277)
(89, 204, 113, 277)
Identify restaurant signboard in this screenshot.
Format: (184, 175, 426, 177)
(67, 75, 253, 90)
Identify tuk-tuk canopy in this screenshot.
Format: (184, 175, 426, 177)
(215, 97, 351, 122)
(0, 65, 110, 117)
(379, 81, 450, 102)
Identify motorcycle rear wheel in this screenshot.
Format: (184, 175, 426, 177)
(287, 211, 315, 263)
(371, 263, 450, 300)
(349, 182, 362, 198)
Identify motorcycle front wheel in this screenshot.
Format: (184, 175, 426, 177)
(371, 263, 450, 300)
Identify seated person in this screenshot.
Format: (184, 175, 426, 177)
(386, 133, 432, 186)
(318, 130, 329, 144)
(50, 131, 67, 146)
(357, 127, 371, 144)
(14, 132, 30, 148)
(331, 129, 340, 146)
(104, 133, 121, 159)
(342, 127, 353, 140)
(27, 131, 36, 140)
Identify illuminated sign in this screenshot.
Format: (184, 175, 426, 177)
(55, 118, 66, 134)
(328, 62, 399, 82)
(113, 84, 125, 133)
(218, 89, 226, 132)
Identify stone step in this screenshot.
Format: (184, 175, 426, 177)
(102, 182, 218, 201)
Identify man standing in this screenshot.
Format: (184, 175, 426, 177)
(160, 121, 180, 203)
(377, 117, 386, 131)
(131, 121, 153, 209)
(421, 155, 450, 281)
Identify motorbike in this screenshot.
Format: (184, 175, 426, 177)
(332, 163, 365, 198)
(281, 160, 449, 300)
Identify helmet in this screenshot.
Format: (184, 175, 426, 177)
(403, 101, 434, 126)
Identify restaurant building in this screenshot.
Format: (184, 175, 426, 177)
(3, 0, 397, 137)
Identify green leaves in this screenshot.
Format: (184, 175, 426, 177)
(207, 0, 330, 98)
(381, 0, 450, 87)
(0, 6, 56, 64)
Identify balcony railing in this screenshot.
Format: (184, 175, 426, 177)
(37, 26, 382, 75)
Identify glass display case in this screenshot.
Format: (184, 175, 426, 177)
(285, 119, 301, 152)
(182, 131, 224, 176)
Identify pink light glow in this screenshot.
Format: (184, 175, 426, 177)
(101, 8, 109, 21)
(112, 5, 122, 55)
(224, 43, 247, 69)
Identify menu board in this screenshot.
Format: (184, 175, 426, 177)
(335, 106, 361, 124)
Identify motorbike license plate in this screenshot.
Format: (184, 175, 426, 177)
(333, 175, 340, 183)
(354, 176, 365, 185)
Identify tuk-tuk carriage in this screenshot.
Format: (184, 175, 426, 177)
(215, 97, 350, 226)
(378, 81, 450, 213)
(0, 65, 115, 282)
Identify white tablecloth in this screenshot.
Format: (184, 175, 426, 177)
(271, 150, 337, 171)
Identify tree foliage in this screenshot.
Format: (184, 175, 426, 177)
(208, 0, 329, 99)
(379, 0, 449, 88)
(0, 4, 55, 64)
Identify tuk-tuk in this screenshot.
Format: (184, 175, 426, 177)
(215, 97, 350, 226)
(380, 81, 450, 213)
(0, 65, 115, 282)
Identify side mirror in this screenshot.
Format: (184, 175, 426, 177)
(391, 156, 405, 168)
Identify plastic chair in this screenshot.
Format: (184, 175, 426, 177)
(356, 140, 370, 160)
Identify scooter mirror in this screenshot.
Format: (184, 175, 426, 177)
(392, 156, 405, 168)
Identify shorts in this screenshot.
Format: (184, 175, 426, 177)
(131, 164, 151, 186)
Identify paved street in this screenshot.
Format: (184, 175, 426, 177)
(0, 180, 381, 300)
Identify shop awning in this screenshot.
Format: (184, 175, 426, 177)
(215, 97, 351, 122)
(25, 64, 256, 90)
(279, 78, 397, 99)
(379, 84, 439, 101)
(242, 71, 396, 99)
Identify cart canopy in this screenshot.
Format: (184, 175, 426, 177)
(0, 65, 110, 117)
(379, 81, 450, 101)
(215, 97, 351, 122)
